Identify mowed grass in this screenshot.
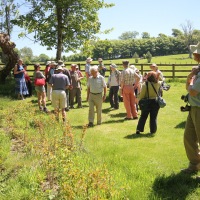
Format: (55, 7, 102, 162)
(66, 82, 200, 199)
(1, 74, 200, 198)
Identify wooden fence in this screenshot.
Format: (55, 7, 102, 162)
(0, 63, 196, 79)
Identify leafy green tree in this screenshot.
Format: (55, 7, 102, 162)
(38, 53, 50, 62)
(12, 0, 114, 60)
(146, 51, 152, 63)
(171, 29, 183, 37)
(118, 31, 139, 40)
(19, 47, 33, 61)
(133, 52, 139, 63)
(0, 0, 18, 37)
(141, 32, 150, 39)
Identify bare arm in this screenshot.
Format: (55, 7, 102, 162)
(87, 87, 90, 101)
(14, 65, 24, 74)
(186, 69, 199, 97)
(103, 87, 107, 102)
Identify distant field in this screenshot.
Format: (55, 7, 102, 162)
(69, 54, 197, 65)
(0, 54, 197, 79)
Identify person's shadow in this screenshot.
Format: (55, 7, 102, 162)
(174, 121, 186, 129)
(149, 172, 200, 199)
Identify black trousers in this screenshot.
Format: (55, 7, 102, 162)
(26, 80, 32, 96)
(109, 86, 119, 109)
(137, 99, 160, 133)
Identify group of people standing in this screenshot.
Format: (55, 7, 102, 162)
(13, 53, 200, 175)
(14, 59, 84, 122)
(85, 57, 165, 134)
(14, 57, 165, 131)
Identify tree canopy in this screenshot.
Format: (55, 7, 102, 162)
(118, 31, 139, 40)
(12, 0, 114, 60)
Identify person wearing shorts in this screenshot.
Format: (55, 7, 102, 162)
(49, 65, 70, 122)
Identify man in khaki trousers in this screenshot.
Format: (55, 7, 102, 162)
(86, 65, 107, 127)
(182, 43, 200, 174)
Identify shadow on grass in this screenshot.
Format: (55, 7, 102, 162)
(109, 112, 126, 118)
(102, 107, 112, 113)
(150, 172, 200, 199)
(124, 133, 155, 139)
(71, 119, 125, 130)
(175, 121, 186, 129)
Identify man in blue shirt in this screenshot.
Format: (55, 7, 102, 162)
(49, 65, 70, 122)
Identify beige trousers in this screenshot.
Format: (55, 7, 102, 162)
(88, 93, 103, 125)
(184, 106, 200, 170)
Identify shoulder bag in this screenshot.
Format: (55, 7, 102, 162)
(34, 78, 45, 86)
(151, 83, 166, 108)
(138, 82, 150, 111)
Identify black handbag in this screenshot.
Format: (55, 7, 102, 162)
(151, 83, 166, 108)
(139, 82, 150, 111)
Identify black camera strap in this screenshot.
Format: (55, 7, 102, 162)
(150, 82, 161, 97)
(146, 81, 149, 99)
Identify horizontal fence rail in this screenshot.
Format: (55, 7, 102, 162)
(0, 63, 196, 79)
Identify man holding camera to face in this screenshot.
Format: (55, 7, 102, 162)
(182, 43, 200, 174)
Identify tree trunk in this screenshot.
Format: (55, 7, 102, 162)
(0, 33, 18, 84)
(56, 7, 63, 61)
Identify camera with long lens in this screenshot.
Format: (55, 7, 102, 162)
(180, 94, 191, 112)
(180, 105, 191, 112)
(181, 94, 188, 102)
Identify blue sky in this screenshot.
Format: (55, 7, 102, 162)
(11, 0, 200, 58)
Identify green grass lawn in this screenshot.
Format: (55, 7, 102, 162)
(0, 78, 199, 199)
(67, 82, 200, 199)
(1, 54, 200, 199)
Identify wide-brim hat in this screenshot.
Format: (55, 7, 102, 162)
(86, 57, 93, 62)
(71, 64, 77, 68)
(50, 61, 58, 66)
(129, 65, 137, 70)
(190, 42, 200, 54)
(46, 61, 51, 65)
(150, 63, 157, 67)
(98, 58, 103, 62)
(56, 65, 63, 70)
(110, 63, 117, 68)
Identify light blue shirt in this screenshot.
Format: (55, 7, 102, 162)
(189, 74, 200, 107)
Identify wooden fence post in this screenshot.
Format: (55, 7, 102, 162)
(172, 64, 175, 79)
(140, 64, 144, 74)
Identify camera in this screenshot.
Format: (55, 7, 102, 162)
(180, 105, 191, 112)
(180, 94, 190, 112)
(181, 94, 188, 103)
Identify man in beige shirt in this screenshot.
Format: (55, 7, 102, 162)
(87, 66, 107, 127)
